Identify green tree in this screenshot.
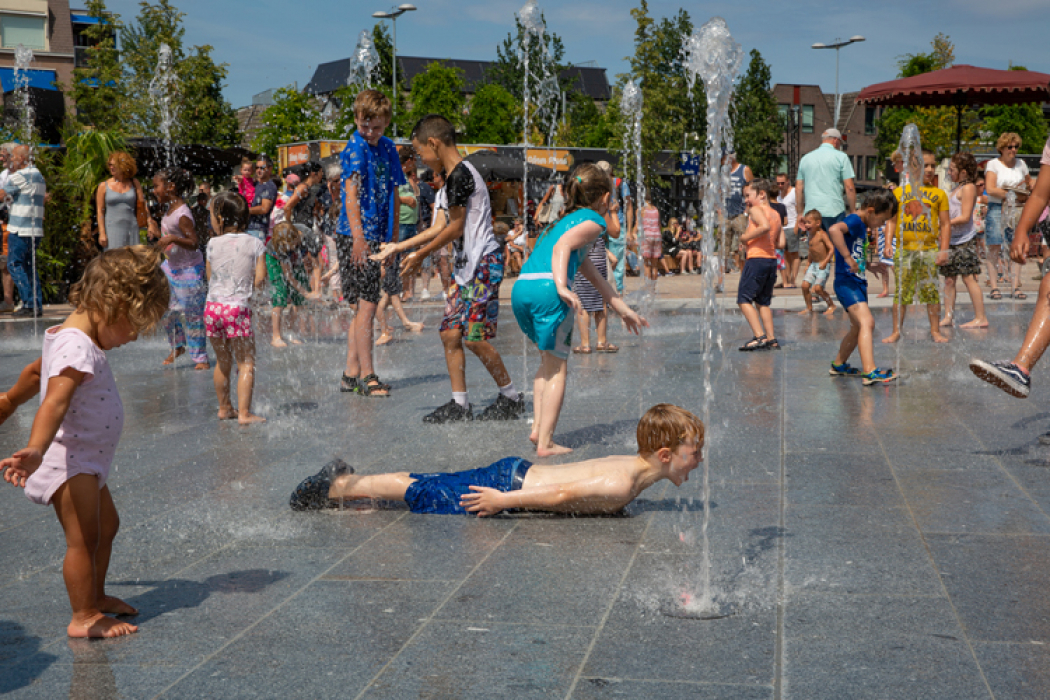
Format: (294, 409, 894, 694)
(980, 66, 1049, 152)
(404, 62, 467, 133)
(488, 16, 567, 103)
(465, 82, 519, 144)
(730, 49, 781, 178)
(66, 0, 126, 131)
(178, 46, 240, 148)
(563, 90, 613, 148)
(252, 87, 327, 158)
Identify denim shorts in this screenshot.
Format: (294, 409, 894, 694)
(984, 203, 1013, 246)
(405, 457, 531, 514)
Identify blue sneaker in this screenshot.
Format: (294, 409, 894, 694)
(829, 362, 862, 377)
(862, 368, 897, 386)
(969, 359, 1030, 398)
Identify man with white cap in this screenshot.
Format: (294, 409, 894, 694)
(795, 128, 856, 233)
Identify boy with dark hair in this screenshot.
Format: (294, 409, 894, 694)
(289, 404, 704, 515)
(335, 90, 406, 397)
(391, 114, 524, 422)
(827, 190, 900, 384)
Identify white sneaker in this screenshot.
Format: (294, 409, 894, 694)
(420, 289, 431, 300)
(13, 301, 23, 312)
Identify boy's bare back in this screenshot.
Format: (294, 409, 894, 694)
(520, 454, 650, 511)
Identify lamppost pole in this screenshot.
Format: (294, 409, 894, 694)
(811, 35, 864, 130)
(372, 4, 416, 139)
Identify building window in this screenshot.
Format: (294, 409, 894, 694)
(865, 106, 878, 136)
(866, 156, 880, 182)
(801, 105, 814, 133)
(1, 14, 46, 51)
(778, 104, 788, 126)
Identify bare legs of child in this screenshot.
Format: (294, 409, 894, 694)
(834, 303, 877, 374)
(1010, 273, 1050, 373)
(798, 281, 836, 316)
(440, 328, 514, 410)
(270, 306, 303, 348)
(882, 303, 948, 344)
(328, 470, 414, 503)
(211, 336, 265, 424)
(941, 274, 989, 329)
(52, 475, 138, 638)
(529, 350, 572, 457)
(576, 308, 612, 353)
(375, 292, 423, 345)
(739, 302, 777, 346)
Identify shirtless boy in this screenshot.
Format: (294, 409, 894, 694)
(797, 210, 836, 316)
(289, 404, 704, 516)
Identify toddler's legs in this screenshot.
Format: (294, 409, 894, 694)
(389, 293, 423, 333)
(52, 475, 137, 638)
(210, 335, 236, 420)
(531, 350, 571, 456)
(814, 285, 836, 315)
(927, 303, 949, 343)
(799, 281, 814, 313)
(95, 486, 136, 616)
(376, 292, 394, 345)
(230, 337, 265, 424)
(883, 303, 906, 344)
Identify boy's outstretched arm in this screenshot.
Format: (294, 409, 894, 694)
(0, 358, 42, 425)
(401, 206, 465, 277)
(460, 476, 635, 517)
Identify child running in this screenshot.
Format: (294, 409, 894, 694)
(204, 192, 269, 424)
(827, 190, 900, 385)
(797, 210, 836, 316)
(0, 246, 169, 637)
(150, 167, 209, 370)
(511, 163, 647, 456)
(737, 179, 785, 351)
(289, 403, 703, 516)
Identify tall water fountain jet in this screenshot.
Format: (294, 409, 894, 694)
(347, 30, 381, 90)
(148, 44, 180, 168)
(13, 45, 35, 162)
(680, 16, 744, 617)
(892, 123, 926, 376)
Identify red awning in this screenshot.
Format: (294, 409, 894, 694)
(856, 64, 1050, 108)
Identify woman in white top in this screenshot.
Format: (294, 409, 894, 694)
(984, 132, 1034, 300)
(939, 153, 988, 329)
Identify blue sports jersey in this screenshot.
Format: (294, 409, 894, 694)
(834, 213, 867, 282)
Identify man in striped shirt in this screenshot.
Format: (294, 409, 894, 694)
(4, 145, 46, 317)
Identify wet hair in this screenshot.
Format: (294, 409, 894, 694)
(637, 404, 705, 457)
(410, 114, 457, 146)
(210, 190, 250, 233)
(563, 162, 612, 216)
(108, 151, 137, 178)
(398, 145, 416, 166)
(68, 245, 169, 333)
(951, 152, 978, 184)
(269, 222, 303, 256)
(155, 167, 195, 199)
(996, 132, 1022, 153)
(354, 89, 392, 122)
(862, 189, 899, 217)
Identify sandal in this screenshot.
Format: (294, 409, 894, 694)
(595, 343, 619, 353)
(1013, 289, 1028, 300)
(989, 289, 1003, 300)
(762, 337, 781, 350)
(739, 335, 766, 352)
(359, 373, 391, 397)
(340, 373, 359, 393)
(573, 346, 593, 354)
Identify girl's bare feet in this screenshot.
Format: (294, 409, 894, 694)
(376, 332, 393, 346)
(877, 290, 890, 298)
(797, 308, 814, 315)
(194, 362, 210, 371)
(882, 332, 901, 344)
(238, 412, 267, 425)
(68, 612, 138, 638)
(162, 347, 185, 365)
(217, 409, 237, 420)
(529, 431, 539, 445)
(536, 442, 573, 457)
(931, 332, 950, 343)
(98, 595, 138, 616)
(960, 319, 989, 329)
(406, 321, 424, 333)
(271, 338, 288, 348)
(939, 311, 954, 327)
(290, 338, 303, 345)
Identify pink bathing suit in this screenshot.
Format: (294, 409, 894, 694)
(23, 327, 124, 505)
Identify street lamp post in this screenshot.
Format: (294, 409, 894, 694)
(811, 35, 865, 130)
(372, 3, 416, 139)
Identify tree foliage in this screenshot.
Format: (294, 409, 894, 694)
(404, 62, 467, 134)
(252, 87, 327, 158)
(730, 50, 781, 178)
(67, 0, 126, 131)
(465, 83, 520, 144)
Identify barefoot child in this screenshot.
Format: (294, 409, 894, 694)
(1, 246, 169, 637)
(289, 403, 703, 516)
(828, 190, 899, 385)
(204, 192, 269, 424)
(797, 210, 836, 316)
(738, 179, 785, 351)
(511, 163, 647, 456)
(267, 222, 318, 347)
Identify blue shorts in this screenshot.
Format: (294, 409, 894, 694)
(405, 457, 532, 515)
(737, 258, 777, 306)
(833, 272, 868, 310)
(512, 278, 574, 359)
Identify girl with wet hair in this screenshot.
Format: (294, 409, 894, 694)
(150, 167, 210, 370)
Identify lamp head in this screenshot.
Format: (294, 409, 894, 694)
(373, 11, 391, 18)
(397, 3, 417, 10)
(811, 42, 826, 49)
(849, 35, 865, 43)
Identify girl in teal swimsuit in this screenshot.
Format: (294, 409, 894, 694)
(511, 164, 648, 456)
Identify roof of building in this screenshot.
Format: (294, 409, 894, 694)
(305, 56, 610, 100)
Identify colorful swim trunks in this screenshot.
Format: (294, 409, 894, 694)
(205, 302, 253, 339)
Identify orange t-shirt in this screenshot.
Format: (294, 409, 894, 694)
(744, 205, 780, 260)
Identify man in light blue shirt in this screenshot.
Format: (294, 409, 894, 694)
(795, 128, 856, 233)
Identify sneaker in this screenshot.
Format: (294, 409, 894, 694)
(420, 289, 431, 301)
(289, 459, 354, 511)
(423, 399, 473, 423)
(829, 362, 863, 377)
(862, 368, 897, 386)
(969, 359, 1030, 398)
(476, 393, 526, 421)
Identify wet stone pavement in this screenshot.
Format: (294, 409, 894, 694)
(3, 298, 1050, 699)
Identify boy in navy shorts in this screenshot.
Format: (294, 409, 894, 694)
(827, 190, 899, 385)
(737, 180, 784, 351)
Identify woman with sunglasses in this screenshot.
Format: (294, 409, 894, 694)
(985, 133, 1034, 299)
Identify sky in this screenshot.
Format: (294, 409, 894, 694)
(103, 0, 1050, 109)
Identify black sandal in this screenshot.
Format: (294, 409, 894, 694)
(739, 335, 767, 352)
(989, 289, 1003, 300)
(359, 373, 391, 397)
(762, 337, 781, 350)
(340, 373, 359, 393)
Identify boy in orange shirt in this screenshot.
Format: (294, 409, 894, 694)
(738, 180, 785, 350)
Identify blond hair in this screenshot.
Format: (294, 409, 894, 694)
(637, 404, 705, 456)
(68, 246, 169, 333)
(996, 132, 1022, 153)
(269, 222, 303, 256)
(354, 89, 392, 122)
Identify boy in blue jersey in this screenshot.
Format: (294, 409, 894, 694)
(827, 190, 899, 385)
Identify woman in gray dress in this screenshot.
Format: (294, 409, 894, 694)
(95, 151, 146, 250)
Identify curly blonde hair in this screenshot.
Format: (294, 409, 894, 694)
(108, 151, 137, 179)
(996, 132, 1022, 153)
(68, 245, 169, 333)
(637, 403, 705, 456)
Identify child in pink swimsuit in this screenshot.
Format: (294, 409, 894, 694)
(0, 246, 169, 639)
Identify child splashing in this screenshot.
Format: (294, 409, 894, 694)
(150, 167, 209, 370)
(511, 163, 648, 456)
(0, 246, 169, 637)
(204, 191, 269, 424)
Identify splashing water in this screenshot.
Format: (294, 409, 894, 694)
(894, 123, 925, 375)
(148, 44, 180, 168)
(13, 45, 39, 328)
(680, 16, 744, 617)
(348, 30, 381, 90)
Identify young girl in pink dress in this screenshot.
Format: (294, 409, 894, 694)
(0, 246, 169, 638)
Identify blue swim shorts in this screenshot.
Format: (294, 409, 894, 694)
(405, 457, 532, 515)
(511, 278, 574, 359)
(833, 272, 868, 310)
